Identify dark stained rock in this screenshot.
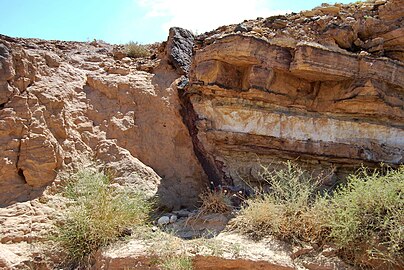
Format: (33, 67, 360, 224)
(0, 43, 15, 81)
(234, 23, 251, 33)
(166, 27, 195, 75)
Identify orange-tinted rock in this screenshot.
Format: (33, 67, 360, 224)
(193, 256, 294, 270)
(378, 0, 404, 21)
(189, 32, 404, 186)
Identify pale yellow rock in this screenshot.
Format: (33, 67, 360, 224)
(0, 34, 207, 208)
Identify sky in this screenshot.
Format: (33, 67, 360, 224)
(0, 0, 356, 44)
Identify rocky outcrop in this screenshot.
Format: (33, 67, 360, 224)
(166, 27, 195, 75)
(0, 0, 403, 268)
(0, 34, 207, 208)
(0, 0, 401, 213)
(0, 0, 402, 211)
(186, 0, 404, 186)
(95, 230, 296, 270)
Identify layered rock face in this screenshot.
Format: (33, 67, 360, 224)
(0, 0, 403, 268)
(187, 0, 404, 186)
(0, 33, 206, 208)
(0, 0, 402, 206)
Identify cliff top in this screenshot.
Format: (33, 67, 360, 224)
(196, 0, 403, 62)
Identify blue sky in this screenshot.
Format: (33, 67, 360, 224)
(0, 0, 356, 44)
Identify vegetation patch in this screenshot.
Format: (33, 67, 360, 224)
(233, 161, 324, 242)
(160, 254, 193, 270)
(199, 190, 233, 214)
(124, 41, 151, 58)
(54, 169, 152, 267)
(325, 166, 404, 267)
(234, 162, 404, 268)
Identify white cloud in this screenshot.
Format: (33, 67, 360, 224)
(136, 0, 289, 34)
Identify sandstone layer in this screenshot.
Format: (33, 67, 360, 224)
(0, 0, 403, 268)
(186, 0, 404, 186)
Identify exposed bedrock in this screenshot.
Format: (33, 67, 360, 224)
(187, 34, 404, 186)
(0, 32, 207, 208)
(0, 0, 403, 208)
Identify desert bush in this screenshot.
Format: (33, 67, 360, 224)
(199, 190, 233, 214)
(234, 161, 324, 242)
(55, 169, 152, 266)
(124, 41, 150, 58)
(324, 166, 404, 266)
(235, 162, 404, 267)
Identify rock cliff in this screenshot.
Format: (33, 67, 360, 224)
(0, 0, 402, 207)
(0, 0, 403, 207)
(0, 34, 206, 208)
(186, 0, 404, 187)
(0, 0, 403, 268)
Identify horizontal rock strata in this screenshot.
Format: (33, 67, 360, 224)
(188, 33, 403, 186)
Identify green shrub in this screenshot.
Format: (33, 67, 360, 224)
(124, 41, 150, 58)
(55, 169, 152, 266)
(235, 162, 404, 267)
(234, 161, 324, 242)
(324, 166, 404, 266)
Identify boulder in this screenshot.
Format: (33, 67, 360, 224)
(166, 27, 195, 75)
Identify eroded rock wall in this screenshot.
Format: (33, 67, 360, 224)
(0, 0, 402, 207)
(0, 33, 207, 208)
(187, 0, 404, 186)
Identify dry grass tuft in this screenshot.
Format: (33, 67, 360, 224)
(325, 166, 404, 267)
(233, 161, 324, 242)
(160, 254, 193, 270)
(234, 162, 404, 268)
(199, 190, 233, 214)
(124, 41, 150, 58)
(54, 169, 152, 267)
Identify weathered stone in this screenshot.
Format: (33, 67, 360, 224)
(271, 19, 288, 29)
(380, 28, 404, 61)
(319, 5, 341, 14)
(0, 243, 31, 269)
(301, 9, 321, 17)
(95, 231, 296, 270)
(290, 44, 358, 80)
(0, 81, 13, 104)
(189, 28, 404, 187)
(18, 133, 60, 187)
(169, 215, 177, 223)
(235, 23, 251, 33)
(157, 216, 170, 226)
(0, 34, 207, 208)
(325, 24, 356, 49)
(0, 43, 15, 81)
(378, 0, 404, 21)
(105, 65, 130, 75)
(166, 27, 195, 75)
(112, 47, 126, 60)
(43, 51, 60, 68)
(95, 140, 161, 197)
